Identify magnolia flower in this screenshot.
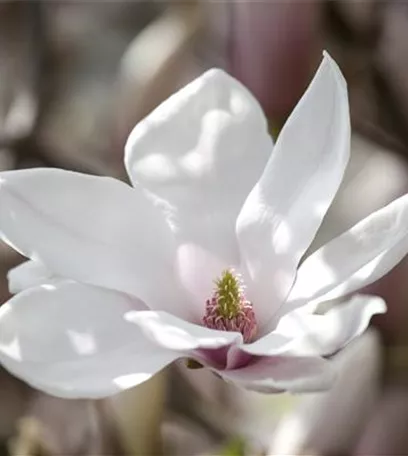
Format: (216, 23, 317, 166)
(0, 52, 406, 399)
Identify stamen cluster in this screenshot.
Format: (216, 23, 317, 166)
(202, 269, 257, 343)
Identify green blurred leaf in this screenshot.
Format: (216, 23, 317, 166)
(220, 436, 246, 456)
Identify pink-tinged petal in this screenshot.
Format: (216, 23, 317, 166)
(8, 259, 55, 293)
(125, 310, 242, 353)
(287, 192, 408, 313)
(0, 168, 190, 318)
(242, 295, 385, 358)
(0, 281, 179, 399)
(219, 356, 334, 394)
(269, 330, 381, 456)
(236, 52, 350, 325)
(125, 68, 272, 266)
(176, 244, 227, 319)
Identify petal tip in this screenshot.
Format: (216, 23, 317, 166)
(321, 50, 347, 92)
(201, 67, 229, 80)
(194, 67, 245, 94)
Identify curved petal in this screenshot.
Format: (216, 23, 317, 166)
(276, 295, 386, 356)
(125, 68, 272, 265)
(0, 281, 179, 398)
(8, 259, 56, 293)
(236, 52, 350, 325)
(242, 295, 385, 358)
(286, 193, 408, 312)
(125, 310, 242, 352)
(269, 330, 381, 456)
(219, 356, 334, 394)
(0, 169, 190, 317)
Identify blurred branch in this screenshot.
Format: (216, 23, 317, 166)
(325, 1, 383, 49)
(325, 0, 408, 161)
(166, 365, 237, 444)
(353, 117, 407, 159)
(8, 1, 110, 175)
(0, 2, 48, 168)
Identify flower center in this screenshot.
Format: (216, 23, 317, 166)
(202, 269, 257, 343)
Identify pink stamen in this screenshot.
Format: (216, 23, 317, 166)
(203, 291, 257, 343)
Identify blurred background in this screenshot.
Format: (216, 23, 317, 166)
(1, 1, 408, 455)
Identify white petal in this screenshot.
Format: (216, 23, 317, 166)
(242, 295, 385, 358)
(219, 356, 334, 394)
(176, 243, 227, 313)
(281, 295, 385, 356)
(287, 192, 408, 312)
(125, 310, 242, 352)
(0, 169, 190, 317)
(269, 330, 381, 456)
(125, 68, 272, 266)
(0, 281, 179, 398)
(8, 259, 55, 293)
(236, 52, 350, 324)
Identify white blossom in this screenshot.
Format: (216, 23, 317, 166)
(0, 52, 403, 398)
